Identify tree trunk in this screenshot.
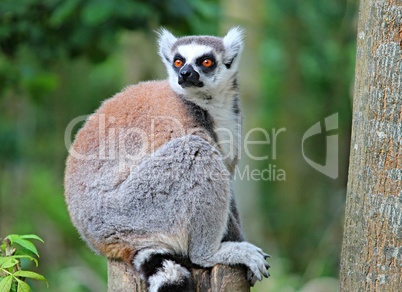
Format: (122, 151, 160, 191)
(107, 259, 250, 292)
(339, 0, 402, 290)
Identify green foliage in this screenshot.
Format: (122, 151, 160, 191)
(0, 235, 47, 292)
(0, 0, 219, 62)
(0, 0, 220, 99)
(253, 0, 357, 279)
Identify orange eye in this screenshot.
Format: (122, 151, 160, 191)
(202, 59, 214, 67)
(174, 59, 183, 67)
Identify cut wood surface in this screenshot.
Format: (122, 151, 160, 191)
(107, 259, 250, 292)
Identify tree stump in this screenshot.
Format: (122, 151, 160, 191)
(107, 259, 250, 292)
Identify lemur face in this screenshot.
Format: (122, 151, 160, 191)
(158, 28, 244, 98)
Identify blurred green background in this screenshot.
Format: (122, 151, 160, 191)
(0, 0, 357, 291)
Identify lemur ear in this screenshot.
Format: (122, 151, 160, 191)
(222, 27, 245, 69)
(157, 28, 177, 63)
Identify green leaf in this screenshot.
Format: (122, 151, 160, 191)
(0, 275, 12, 292)
(13, 271, 46, 282)
(0, 258, 7, 266)
(5, 237, 38, 258)
(18, 236, 43, 244)
(0, 258, 18, 269)
(15, 279, 29, 292)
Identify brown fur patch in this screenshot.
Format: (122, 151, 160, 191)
(96, 242, 135, 264)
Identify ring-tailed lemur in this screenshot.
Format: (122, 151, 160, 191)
(64, 27, 270, 292)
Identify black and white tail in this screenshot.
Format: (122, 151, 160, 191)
(133, 249, 194, 292)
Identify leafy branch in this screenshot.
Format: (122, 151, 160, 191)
(0, 234, 48, 292)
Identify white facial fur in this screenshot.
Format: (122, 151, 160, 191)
(158, 27, 244, 99)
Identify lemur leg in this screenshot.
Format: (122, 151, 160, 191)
(188, 190, 270, 285)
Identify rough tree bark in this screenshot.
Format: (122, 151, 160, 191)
(340, 0, 402, 290)
(107, 259, 250, 292)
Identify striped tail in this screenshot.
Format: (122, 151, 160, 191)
(133, 249, 194, 292)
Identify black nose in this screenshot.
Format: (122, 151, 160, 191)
(178, 64, 201, 87)
(180, 68, 192, 81)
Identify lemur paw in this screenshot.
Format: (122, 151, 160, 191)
(239, 242, 270, 286)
